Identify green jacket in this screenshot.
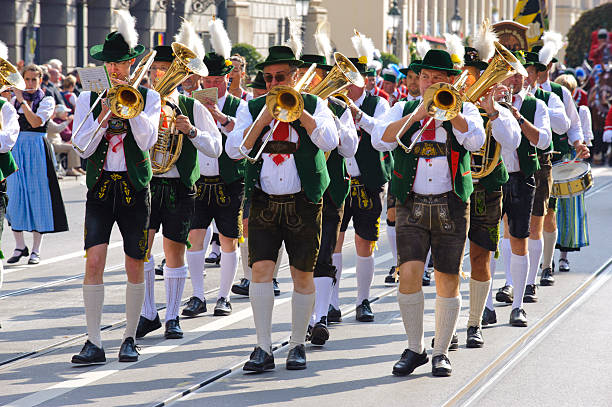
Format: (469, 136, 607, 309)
(515, 96, 541, 177)
(0, 99, 18, 181)
(167, 95, 199, 188)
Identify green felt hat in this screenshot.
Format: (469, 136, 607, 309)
(463, 47, 489, 71)
(348, 57, 368, 74)
(204, 52, 234, 76)
(399, 59, 422, 76)
(411, 50, 462, 75)
(153, 45, 174, 63)
(300, 54, 333, 71)
(531, 45, 558, 64)
(89, 31, 146, 62)
(523, 51, 547, 72)
(255, 46, 303, 70)
(365, 68, 376, 77)
(247, 71, 267, 89)
(382, 73, 398, 83)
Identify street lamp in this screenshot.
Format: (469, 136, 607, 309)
(450, 0, 462, 35)
(295, 0, 310, 18)
(388, 1, 401, 55)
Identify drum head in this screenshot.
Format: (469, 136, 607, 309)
(551, 160, 589, 181)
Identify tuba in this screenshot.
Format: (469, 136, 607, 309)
(150, 42, 209, 174)
(0, 57, 26, 130)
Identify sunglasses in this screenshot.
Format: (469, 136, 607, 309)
(263, 71, 293, 83)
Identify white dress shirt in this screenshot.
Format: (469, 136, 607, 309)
(333, 106, 359, 158)
(372, 101, 485, 195)
(72, 89, 161, 172)
(540, 90, 570, 136)
(156, 89, 222, 178)
(0, 99, 20, 153)
(541, 80, 584, 144)
(12, 95, 55, 127)
(198, 92, 246, 176)
(345, 91, 390, 177)
(404, 94, 422, 102)
(227, 95, 338, 195)
(578, 106, 594, 145)
(489, 103, 522, 151)
(502, 90, 552, 173)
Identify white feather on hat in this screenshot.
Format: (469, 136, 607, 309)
(208, 18, 232, 59)
(0, 41, 8, 60)
(351, 30, 374, 65)
(416, 38, 431, 60)
(285, 17, 303, 58)
(443, 33, 465, 68)
(369, 59, 383, 72)
(114, 9, 139, 49)
(314, 21, 333, 63)
(539, 31, 564, 66)
(472, 19, 498, 62)
(175, 19, 206, 60)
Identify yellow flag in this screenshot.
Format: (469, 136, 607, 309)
(514, 0, 545, 49)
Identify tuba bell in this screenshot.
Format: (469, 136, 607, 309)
(0, 57, 26, 94)
(150, 42, 209, 174)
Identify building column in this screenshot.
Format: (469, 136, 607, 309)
(431, 0, 438, 37)
(440, 0, 447, 35)
(40, 0, 80, 69)
(303, 0, 328, 55)
(461, 0, 469, 37)
(422, 0, 428, 35)
(226, 0, 253, 44)
(400, 0, 408, 65)
(413, 0, 419, 35)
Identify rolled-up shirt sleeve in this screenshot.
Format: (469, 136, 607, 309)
(371, 101, 406, 151)
(561, 86, 584, 144)
(453, 102, 485, 151)
(335, 107, 358, 158)
(226, 102, 253, 160)
(72, 91, 105, 158)
(547, 92, 571, 135)
(490, 103, 521, 151)
(579, 105, 594, 144)
(190, 99, 222, 158)
(533, 99, 553, 150)
(308, 97, 338, 152)
(128, 89, 160, 151)
(0, 101, 20, 153)
(35, 96, 55, 124)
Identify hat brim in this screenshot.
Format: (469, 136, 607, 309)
(465, 61, 489, 71)
(523, 61, 547, 72)
(89, 44, 146, 62)
(300, 62, 333, 71)
(411, 63, 461, 76)
(255, 59, 303, 70)
(207, 65, 234, 76)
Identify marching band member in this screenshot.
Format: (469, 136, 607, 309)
(71, 10, 161, 364)
(227, 45, 337, 372)
(381, 69, 406, 106)
(365, 68, 389, 100)
(372, 48, 485, 377)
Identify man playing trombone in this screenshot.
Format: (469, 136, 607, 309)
(71, 10, 161, 364)
(226, 45, 337, 372)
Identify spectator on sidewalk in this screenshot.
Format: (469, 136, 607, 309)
(47, 104, 84, 176)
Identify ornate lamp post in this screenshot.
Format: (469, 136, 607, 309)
(388, 0, 401, 55)
(450, 0, 462, 35)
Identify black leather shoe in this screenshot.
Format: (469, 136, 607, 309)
(214, 297, 232, 316)
(510, 307, 528, 327)
(385, 266, 398, 285)
(273, 278, 280, 296)
(431, 333, 459, 351)
(481, 307, 497, 326)
(232, 278, 250, 296)
(496, 285, 514, 303)
(327, 304, 342, 323)
(182, 296, 207, 317)
(310, 317, 329, 346)
(559, 258, 570, 272)
(422, 268, 432, 286)
(243, 347, 275, 372)
(466, 326, 484, 348)
(392, 348, 428, 376)
(71, 340, 106, 365)
(136, 314, 162, 338)
(540, 267, 555, 286)
(305, 325, 313, 342)
(432, 354, 452, 377)
(7, 247, 29, 264)
(205, 251, 221, 265)
(155, 258, 165, 276)
(356, 299, 374, 322)
(523, 284, 538, 303)
(164, 317, 183, 339)
(118, 337, 140, 362)
(286, 344, 307, 370)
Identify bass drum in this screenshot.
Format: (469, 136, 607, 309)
(551, 160, 593, 198)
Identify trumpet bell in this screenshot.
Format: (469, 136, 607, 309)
(107, 85, 144, 119)
(423, 83, 464, 121)
(266, 85, 304, 122)
(0, 57, 26, 93)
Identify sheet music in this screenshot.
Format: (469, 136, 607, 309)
(192, 88, 218, 106)
(77, 66, 112, 93)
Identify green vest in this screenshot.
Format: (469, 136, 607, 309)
(326, 98, 350, 207)
(86, 87, 153, 191)
(245, 94, 330, 203)
(516, 96, 541, 177)
(548, 82, 571, 155)
(354, 94, 394, 189)
(0, 99, 18, 181)
(390, 100, 474, 204)
(477, 109, 509, 192)
(218, 94, 245, 184)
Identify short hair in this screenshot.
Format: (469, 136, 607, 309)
(47, 58, 62, 70)
(23, 64, 43, 79)
(554, 74, 577, 93)
(62, 74, 77, 89)
(230, 54, 246, 71)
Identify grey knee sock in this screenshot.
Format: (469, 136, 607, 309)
(397, 290, 425, 354)
(289, 291, 315, 349)
(83, 284, 105, 348)
(124, 281, 145, 340)
(433, 295, 461, 357)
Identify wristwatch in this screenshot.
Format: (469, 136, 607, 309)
(221, 115, 231, 127)
(188, 127, 197, 139)
(517, 116, 525, 126)
(487, 111, 499, 120)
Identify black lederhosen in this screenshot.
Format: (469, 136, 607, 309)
(339, 178, 383, 242)
(533, 154, 553, 217)
(148, 177, 196, 244)
(190, 175, 244, 239)
(84, 171, 151, 260)
(468, 183, 503, 252)
(248, 188, 323, 273)
(0, 179, 7, 253)
(502, 172, 536, 239)
(313, 191, 345, 279)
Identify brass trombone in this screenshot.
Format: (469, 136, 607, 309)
(72, 50, 157, 154)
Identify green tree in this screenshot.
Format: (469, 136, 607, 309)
(380, 52, 400, 68)
(230, 43, 263, 76)
(565, 3, 612, 67)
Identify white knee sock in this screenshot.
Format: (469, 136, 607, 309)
(433, 295, 461, 357)
(468, 278, 491, 327)
(387, 226, 397, 266)
(541, 230, 557, 270)
(203, 227, 213, 256)
(397, 290, 425, 354)
(312, 276, 333, 325)
(510, 253, 529, 310)
(330, 253, 342, 308)
(32, 232, 43, 254)
(164, 265, 187, 321)
(485, 256, 496, 311)
(83, 284, 104, 348)
(425, 249, 432, 269)
(218, 250, 238, 300)
(250, 282, 274, 353)
(356, 254, 375, 304)
(560, 251, 568, 261)
(501, 238, 513, 286)
(124, 281, 145, 340)
(240, 238, 252, 280)
(273, 245, 283, 279)
(187, 249, 206, 301)
(141, 258, 157, 320)
(289, 291, 316, 349)
(13, 231, 25, 250)
(527, 238, 543, 285)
